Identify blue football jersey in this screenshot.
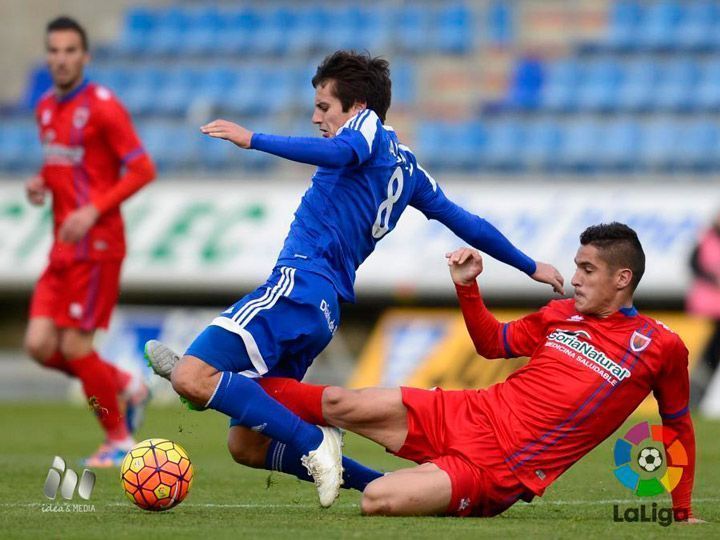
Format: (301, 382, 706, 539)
(275, 109, 534, 302)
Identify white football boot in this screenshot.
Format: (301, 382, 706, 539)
(144, 340, 180, 380)
(301, 426, 344, 508)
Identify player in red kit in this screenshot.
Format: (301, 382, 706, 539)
(234, 223, 698, 521)
(23, 17, 156, 467)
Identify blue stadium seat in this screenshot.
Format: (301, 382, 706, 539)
(180, 6, 225, 57)
(144, 7, 191, 57)
(606, 1, 643, 52)
(558, 121, 601, 171)
(195, 66, 239, 111)
(540, 60, 581, 112)
(653, 59, 700, 111)
(521, 120, 561, 170)
(675, 121, 720, 170)
(154, 67, 197, 116)
(116, 7, 158, 57)
(635, 1, 684, 52)
(0, 121, 41, 173)
(597, 120, 641, 171)
(483, 120, 524, 170)
(696, 59, 720, 111)
(436, 4, 474, 54)
(639, 120, 679, 171)
(676, 1, 719, 52)
(395, 6, 432, 54)
(130, 66, 169, 116)
(615, 59, 660, 112)
(214, 7, 260, 56)
(576, 59, 623, 112)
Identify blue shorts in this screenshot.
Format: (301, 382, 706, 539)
(186, 266, 340, 382)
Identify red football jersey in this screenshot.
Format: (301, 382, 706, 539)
(456, 283, 693, 512)
(36, 80, 146, 262)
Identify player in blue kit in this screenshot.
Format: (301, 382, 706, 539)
(145, 51, 564, 507)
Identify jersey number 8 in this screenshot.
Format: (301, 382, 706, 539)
(372, 166, 404, 239)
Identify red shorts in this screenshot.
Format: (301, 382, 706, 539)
(30, 259, 122, 331)
(394, 387, 535, 517)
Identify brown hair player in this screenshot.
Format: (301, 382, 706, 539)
(24, 16, 156, 467)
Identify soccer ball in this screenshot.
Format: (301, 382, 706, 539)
(637, 447, 663, 473)
(120, 438, 193, 511)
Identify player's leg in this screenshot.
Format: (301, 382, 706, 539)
(57, 260, 149, 465)
(60, 328, 132, 445)
(24, 316, 71, 375)
(172, 350, 342, 506)
(321, 386, 408, 452)
(229, 378, 383, 491)
(25, 264, 72, 375)
(360, 463, 452, 516)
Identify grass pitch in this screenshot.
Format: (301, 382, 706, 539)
(1, 403, 718, 539)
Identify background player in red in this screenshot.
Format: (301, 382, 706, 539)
(23, 16, 156, 467)
(252, 223, 698, 521)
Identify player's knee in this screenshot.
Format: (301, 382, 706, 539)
(170, 360, 212, 404)
(58, 334, 92, 361)
(360, 482, 396, 516)
(322, 386, 355, 418)
(24, 335, 53, 363)
(170, 362, 196, 400)
(227, 434, 268, 468)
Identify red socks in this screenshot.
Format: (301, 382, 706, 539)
(66, 351, 129, 441)
(42, 351, 74, 377)
(258, 377, 327, 426)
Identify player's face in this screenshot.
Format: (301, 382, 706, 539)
(571, 245, 620, 315)
(46, 30, 88, 92)
(312, 80, 365, 138)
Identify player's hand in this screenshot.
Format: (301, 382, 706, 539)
(446, 248, 484, 286)
(532, 262, 565, 295)
(58, 204, 100, 244)
(26, 176, 47, 206)
(200, 119, 253, 149)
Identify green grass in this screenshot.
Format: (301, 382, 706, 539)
(1, 403, 718, 539)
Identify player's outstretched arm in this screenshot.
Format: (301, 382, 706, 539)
(413, 183, 564, 294)
(201, 119, 358, 168)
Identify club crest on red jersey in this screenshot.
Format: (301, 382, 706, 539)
(630, 331, 652, 353)
(73, 107, 89, 129)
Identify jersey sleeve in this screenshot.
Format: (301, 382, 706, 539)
(652, 334, 695, 519)
(334, 109, 380, 165)
(502, 303, 552, 357)
(409, 161, 536, 276)
(456, 281, 549, 359)
(94, 87, 146, 164)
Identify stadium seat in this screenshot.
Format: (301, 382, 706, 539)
(436, 4, 474, 54)
(597, 120, 641, 171)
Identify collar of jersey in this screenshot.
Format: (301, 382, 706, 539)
(618, 305, 638, 317)
(56, 78, 89, 103)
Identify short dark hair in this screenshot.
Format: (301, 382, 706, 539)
(580, 222, 645, 291)
(46, 16, 88, 51)
(312, 51, 391, 123)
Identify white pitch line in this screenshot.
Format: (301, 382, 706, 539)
(3, 498, 719, 509)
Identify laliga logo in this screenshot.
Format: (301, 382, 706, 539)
(612, 422, 688, 496)
(43, 456, 95, 500)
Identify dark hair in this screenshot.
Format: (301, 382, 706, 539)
(312, 51, 391, 123)
(580, 222, 645, 291)
(46, 16, 88, 51)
